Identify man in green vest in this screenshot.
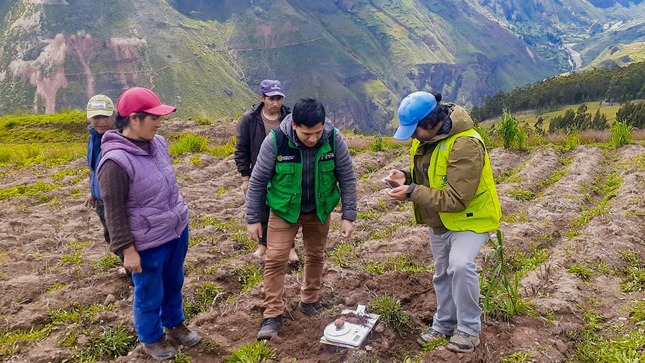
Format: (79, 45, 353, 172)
(385, 91, 501, 353)
(245, 98, 357, 340)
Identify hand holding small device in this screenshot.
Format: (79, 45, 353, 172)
(384, 179, 400, 189)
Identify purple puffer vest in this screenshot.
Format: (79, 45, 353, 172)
(98, 131, 189, 251)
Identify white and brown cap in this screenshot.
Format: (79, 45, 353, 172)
(86, 94, 115, 118)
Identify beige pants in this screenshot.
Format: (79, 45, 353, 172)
(263, 211, 331, 318)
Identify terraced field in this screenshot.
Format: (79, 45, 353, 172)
(0, 116, 644, 362)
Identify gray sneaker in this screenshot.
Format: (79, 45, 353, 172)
(257, 315, 283, 340)
(446, 330, 480, 353)
(417, 328, 450, 346)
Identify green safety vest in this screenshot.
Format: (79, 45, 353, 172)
(410, 128, 501, 233)
(266, 129, 340, 224)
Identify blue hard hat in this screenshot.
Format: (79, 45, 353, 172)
(394, 92, 437, 140)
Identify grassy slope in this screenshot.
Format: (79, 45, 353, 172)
(586, 42, 645, 69)
(4, 0, 642, 132)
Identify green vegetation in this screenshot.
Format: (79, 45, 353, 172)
(70, 324, 136, 361)
(419, 335, 449, 352)
(548, 104, 609, 133)
(367, 135, 405, 152)
(506, 247, 549, 276)
(226, 340, 276, 363)
(615, 102, 645, 129)
(368, 295, 410, 333)
(610, 121, 632, 148)
(369, 223, 402, 240)
(472, 61, 645, 120)
(480, 231, 534, 320)
(499, 111, 521, 149)
(208, 137, 237, 157)
(619, 251, 645, 293)
(501, 210, 529, 223)
(537, 157, 572, 191)
(573, 306, 645, 363)
(184, 282, 224, 320)
(170, 133, 209, 156)
(47, 281, 67, 293)
(508, 189, 536, 202)
(172, 352, 193, 363)
(0, 180, 62, 201)
(628, 299, 645, 324)
(363, 254, 430, 275)
(59, 251, 83, 266)
(0, 326, 52, 358)
(568, 171, 621, 239)
(568, 264, 593, 281)
(326, 242, 358, 268)
(500, 352, 533, 363)
(49, 304, 115, 325)
(93, 255, 122, 271)
(234, 264, 263, 292)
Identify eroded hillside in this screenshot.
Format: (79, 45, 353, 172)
(2, 0, 644, 133)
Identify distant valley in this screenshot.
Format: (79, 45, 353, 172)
(0, 0, 644, 132)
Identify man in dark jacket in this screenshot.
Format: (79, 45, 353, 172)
(246, 98, 358, 340)
(234, 80, 297, 261)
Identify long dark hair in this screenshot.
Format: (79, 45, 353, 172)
(417, 92, 449, 129)
(115, 112, 149, 130)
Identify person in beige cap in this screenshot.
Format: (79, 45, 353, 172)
(85, 95, 116, 245)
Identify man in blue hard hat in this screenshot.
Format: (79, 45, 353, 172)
(384, 91, 501, 353)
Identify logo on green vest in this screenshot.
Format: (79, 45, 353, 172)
(321, 152, 335, 161)
(277, 155, 295, 162)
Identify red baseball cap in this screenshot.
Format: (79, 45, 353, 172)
(116, 87, 176, 117)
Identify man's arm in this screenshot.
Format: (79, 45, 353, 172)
(245, 132, 277, 224)
(234, 113, 252, 177)
(333, 130, 358, 222)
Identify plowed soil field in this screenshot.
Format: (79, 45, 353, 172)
(1, 120, 644, 362)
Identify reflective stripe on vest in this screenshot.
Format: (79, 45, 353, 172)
(410, 129, 501, 233)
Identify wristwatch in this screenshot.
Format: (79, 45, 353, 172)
(406, 183, 417, 199)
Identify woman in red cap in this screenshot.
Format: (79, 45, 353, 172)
(97, 87, 201, 360)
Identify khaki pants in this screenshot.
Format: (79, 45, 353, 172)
(263, 211, 331, 318)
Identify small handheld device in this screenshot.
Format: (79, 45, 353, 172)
(384, 180, 400, 188)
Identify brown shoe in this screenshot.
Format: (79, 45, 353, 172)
(143, 336, 177, 361)
(165, 323, 202, 347)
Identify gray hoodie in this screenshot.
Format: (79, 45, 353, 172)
(245, 114, 357, 224)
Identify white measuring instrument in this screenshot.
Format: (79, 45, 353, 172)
(320, 304, 379, 349)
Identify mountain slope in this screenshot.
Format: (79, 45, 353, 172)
(0, 0, 643, 132)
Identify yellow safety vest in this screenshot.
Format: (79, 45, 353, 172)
(410, 129, 501, 233)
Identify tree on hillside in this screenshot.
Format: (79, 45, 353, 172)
(589, 110, 608, 130)
(548, 104, 609, 132)
(574, 104, 591, 130)
(534, 116, 545, 135)
(616, 103, 645, 129)
(549, 109, 575, 133)
(474, 61, 645, 120)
